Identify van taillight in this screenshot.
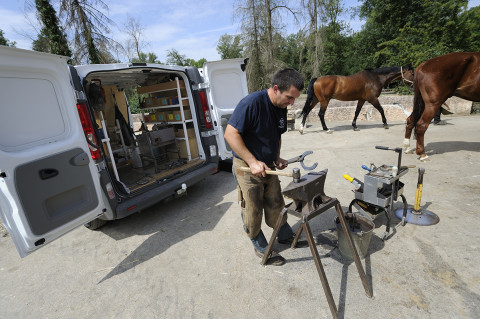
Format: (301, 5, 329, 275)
(77, 103, 102, 161)
(198, 90, 213, 129)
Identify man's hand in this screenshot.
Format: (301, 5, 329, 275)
(249, 160, 270, 177)
(275, 157, 288, 170)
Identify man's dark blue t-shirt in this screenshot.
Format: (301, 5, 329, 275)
(228, 90, 287, 165)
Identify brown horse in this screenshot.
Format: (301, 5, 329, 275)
(299, 66, 414, 133)
(403, 52, 480, 161)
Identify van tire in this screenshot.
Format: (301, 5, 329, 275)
(84, 218, 108, 230)
(218, 159, 232, 172)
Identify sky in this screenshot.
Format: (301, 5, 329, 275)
(1, 0, 479, 63)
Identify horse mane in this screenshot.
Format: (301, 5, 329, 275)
(300, 78, 318, 117)
(365, 66, 401, 74)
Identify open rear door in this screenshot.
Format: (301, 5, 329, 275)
(202, 58, 249, 160)
(0, 47, 104, 257)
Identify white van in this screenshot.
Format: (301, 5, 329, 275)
(0, 46, 248, 257)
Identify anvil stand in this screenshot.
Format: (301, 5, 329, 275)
(262, 170, 373, 319)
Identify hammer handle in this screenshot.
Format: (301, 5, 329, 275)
(238, 166, 293, 177)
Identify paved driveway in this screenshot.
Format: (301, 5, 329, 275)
(1, 115, 479, 318)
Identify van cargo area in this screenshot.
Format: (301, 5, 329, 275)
(83, 68, 206, 196)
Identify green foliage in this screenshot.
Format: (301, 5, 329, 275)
(125, 88, 140, 114)
(185, 58, 207, 68)
(394, 83, 414, 95)
(131, 52, 161, 63)
(35, 0, 72, 60)
(368, 0, 470, 67)
(0, 29, 16, 47)
(59, 0, 114, 64)
(166, 49, 207, 67)
(32, 31, 50, 52)
(217, 34, 243, 59)
(166, 49, 186, 65)
(277, 33, 302, 72)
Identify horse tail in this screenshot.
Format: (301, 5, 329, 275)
(301, 78, 317, 117)
(411, 76, 425, 135)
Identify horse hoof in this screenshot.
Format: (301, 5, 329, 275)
(383, 124, 389, 129)
(404, 147, 414, 154)
(353, 127, 360, 131)
(299, 127, 304, 135)
(419, 155, 430, 162)
(326, 130, 334, 134)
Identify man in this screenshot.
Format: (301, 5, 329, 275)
(433, 108, 445, 125)
(224, 68, 307, 266)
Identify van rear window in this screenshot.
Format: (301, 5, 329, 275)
(0, 77, 65, 151)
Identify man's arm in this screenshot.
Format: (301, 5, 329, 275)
(224, 124, 269, 176)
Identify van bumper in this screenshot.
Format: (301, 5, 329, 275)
(115, 162, 218, 219)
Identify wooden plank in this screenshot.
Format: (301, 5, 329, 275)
(128, 158, 205, 192)
(137, 80, 185, 94)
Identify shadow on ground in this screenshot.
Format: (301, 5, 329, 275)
(300, 122, 404, 134)
(96, 171, 236, 284)
(426, 140, 480, 155)
(270, 204, 387, 318)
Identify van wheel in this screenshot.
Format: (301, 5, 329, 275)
(218, 159, 232, 172)
(84, 218, 107, 230)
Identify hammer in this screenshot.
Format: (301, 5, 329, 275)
(238, 167, 301, 183)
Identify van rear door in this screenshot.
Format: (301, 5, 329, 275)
(202, 58, 248, 160)
(0, 47, 104, 257)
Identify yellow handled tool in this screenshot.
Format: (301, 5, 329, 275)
(413, 168, 426, 212)
(343, 174, 363, 191)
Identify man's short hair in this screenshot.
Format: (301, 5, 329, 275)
(272, 68, 304, 92)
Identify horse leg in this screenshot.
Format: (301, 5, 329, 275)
(415, 104, 439, 161)
(370, 98, 389, 129)
(352, 100, 366, 131)
(299, 95, 318, 135)
(318, 102, 330, 132)
(403, 114, 415, 154)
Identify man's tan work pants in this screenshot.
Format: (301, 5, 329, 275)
(233, 157, 286, 239)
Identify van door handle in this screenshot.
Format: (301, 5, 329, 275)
(39, 169, 58, 180)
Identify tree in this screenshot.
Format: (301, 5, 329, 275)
(124, 16, 147, 62)
(32, 31, 50, 52)
(320, 0, 352, 75)
(166, 49, 206, 67)
(300, 0, 325, 79)
(184, 58, 207, 68)
(166, 49, 187, 66)
(59, 0, 116, 64)
(34, 0, 72, 60)
(457, 5, 480, 52)
(374, 0, 470, 67)
(355, 0, 427, 67)
(216, 34, 243, 59)
(0, 29, 16, 47)
(277, 32, 302, 72)
(235, 0, 266, 91)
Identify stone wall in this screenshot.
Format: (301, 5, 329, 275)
(129, 95, 473, 128)
(292, 94, 473, 123)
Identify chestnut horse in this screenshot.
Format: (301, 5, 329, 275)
(299, 65, 414, 133)
(403, 52, 480, 161)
